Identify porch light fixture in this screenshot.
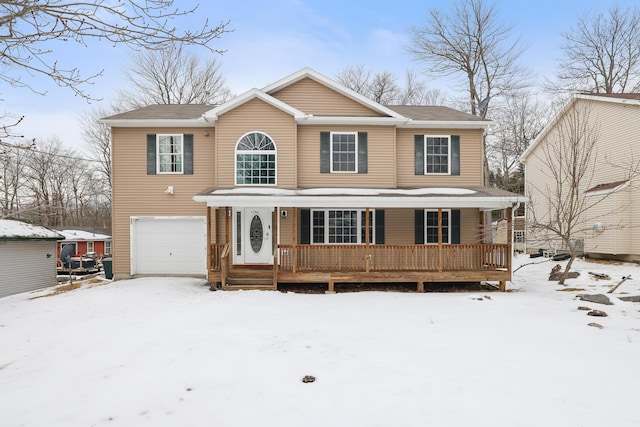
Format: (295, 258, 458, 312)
(281, 210, 288, 218)
(165, 185, 174, 195)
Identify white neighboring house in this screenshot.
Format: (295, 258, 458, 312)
(520, 93, 640, 261)
(0, 219, 63, 298)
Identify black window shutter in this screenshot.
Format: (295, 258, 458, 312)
(415, 209, 425, 244)
(301, 209, 311, 244)
(147, 134, 157, 175)
(451, 135, 460, 176)
(375, 210, 385, 244)
(414, 135, 424, 175)
(357, 132, 368, 174)
(451, 210, 461, 244)
(183, 134, 194, 175)
(320, 132, 330, 173)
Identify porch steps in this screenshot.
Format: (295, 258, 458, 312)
(224, 269, 276, 290)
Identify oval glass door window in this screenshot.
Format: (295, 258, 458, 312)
(250, 214, 264, 254)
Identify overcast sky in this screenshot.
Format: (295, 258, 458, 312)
(2, 0, 637, 153)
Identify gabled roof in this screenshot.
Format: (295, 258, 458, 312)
(0, 219, 62, 241)
(262, 67, 405, 119)
(202, 88, 306, 122)
(520, 93, 640, 162)
(98, 68, 491, 129)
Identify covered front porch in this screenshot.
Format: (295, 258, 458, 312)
(194, 187, 524, 292)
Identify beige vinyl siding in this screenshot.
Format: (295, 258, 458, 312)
(111, 127, 215, 277)
(396, 128, 484, 187)
(216, 98, 297, 188)
(297, 125, 396, 188)
(524, 98, 640, 257)
(271, 78, 382, 117)
(0, 241, 58, 297)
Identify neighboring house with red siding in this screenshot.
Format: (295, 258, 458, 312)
(100, 68, 525, 291)
(56, 229, 112, 260)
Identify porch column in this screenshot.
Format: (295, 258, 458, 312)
(206, 207, 212, 274)
(438, 208, 443, 272)
(225, 207, 231, 274)
(292, 207, 297, 273)
(365, 208, 371, 273)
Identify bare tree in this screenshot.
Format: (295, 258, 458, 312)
(525, 102, 639, 284)
(0, 1, 231, 149)
(335, 66, 446, 106)
(81, 106, 116, 197)
(409, 0, 528, 119)
(0, 1, 230, 100)
(489, 92, 546, 192)
(552, 6, 640, 93)
(116, 44, 233, 109)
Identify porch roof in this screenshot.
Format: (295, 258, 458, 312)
(193, 187, 526, 210)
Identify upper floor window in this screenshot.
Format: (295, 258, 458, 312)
(236, 132, 277, 185)
(425, 136, 450, 174)
(158, 134, 184, 174)
(320, 131, 368, 174)
(414, 134, 460, 176)
(331, 132, 357, 172)
(146, 133, 193, 175)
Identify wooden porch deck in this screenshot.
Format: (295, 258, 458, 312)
(208, 243, 512, 292)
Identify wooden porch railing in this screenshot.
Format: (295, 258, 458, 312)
(276, 244, 510, 272)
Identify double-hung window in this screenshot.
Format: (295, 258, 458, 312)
(425, 136, 450, 174)
(414, 134, 460, 176)
(425, 209, 450, 244)
(331, 132, 357, 172)
(157, 134, 183, 173)
(320, 131, 367, 174)
(87, 241, 94, 253)
(311, 209, 375, 244)
(105, 240, 112, 256)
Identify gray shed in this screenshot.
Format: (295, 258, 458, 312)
(0, 219, 63, 298)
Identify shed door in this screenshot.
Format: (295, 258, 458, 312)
(131, 216, 206, 275)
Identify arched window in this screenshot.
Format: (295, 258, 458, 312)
(235, 132, 277, 185)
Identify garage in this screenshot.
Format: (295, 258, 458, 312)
(131, 216, 207, 276)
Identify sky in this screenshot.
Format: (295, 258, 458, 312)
(1, 255, 640, 426)
(2, 0, 637, 154)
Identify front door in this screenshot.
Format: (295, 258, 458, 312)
(243, 208, 272, 264)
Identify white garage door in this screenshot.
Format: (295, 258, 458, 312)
(131, 216, 206, 275)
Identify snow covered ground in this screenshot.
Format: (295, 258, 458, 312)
(1, 254, 639, 427)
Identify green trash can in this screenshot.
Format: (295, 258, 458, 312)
(103, 258, 113, 280)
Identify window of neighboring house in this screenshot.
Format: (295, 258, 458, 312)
(87, 241, 94, 253)
(425, 136, 450, 174)
(425, 209, 450, 244)
(105, 240, 112, 255)
(514, 231, 525, 243)
(311, 209, 375, 244)
(236, 132, 277, 185)
(331, 132, 357, 172)
(157, 134, 184, 174)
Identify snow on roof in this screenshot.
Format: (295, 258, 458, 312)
(57, 229, 111, 241)
(208, 187, 477, 196)
(0, 219, 62, 240)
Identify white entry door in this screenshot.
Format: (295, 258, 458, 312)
(243, 208, 272, 264)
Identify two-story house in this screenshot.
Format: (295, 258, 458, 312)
(520, 93, 640, 261)
(101, 68, 524, 291)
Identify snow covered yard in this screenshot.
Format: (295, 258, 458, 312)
(1, 255, 640, 427)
